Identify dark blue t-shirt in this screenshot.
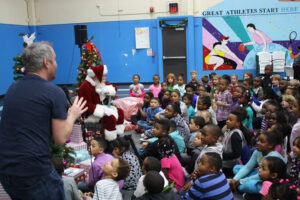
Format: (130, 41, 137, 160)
(0, 74, 67, 177)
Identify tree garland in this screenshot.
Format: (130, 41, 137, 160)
(159, 18, 188, 29)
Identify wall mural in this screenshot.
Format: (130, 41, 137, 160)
(202, 0, 300, 71)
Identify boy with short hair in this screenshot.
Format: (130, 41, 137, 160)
(193, 124, 223, 171)
(216, 78, 233, 129)
(253, 77, 263, 100)
(261, 65, 273, 88)
(137, 98, 163, 131)
(187, 70, 201, 93)
(187, 116, 205, 155)
(84, 158, 130, 200)
(79, 137, 114, 192)
(145, 120, 185, 153)
(201, 75, 211, 93)
(185, 152, 233, 200)
(140, 119, 181, 161)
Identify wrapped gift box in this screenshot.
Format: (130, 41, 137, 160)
(70, 124, 84, 143)
(66, 141, 87, 151)
(69, 149, 90, 164)
(80, 158, 93, 173)
(63, 167, 86, 184)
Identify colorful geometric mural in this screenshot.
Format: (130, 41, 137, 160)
(202, 0, 300, 71)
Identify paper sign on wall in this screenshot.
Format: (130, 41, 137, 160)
(135, 27, 150, 49)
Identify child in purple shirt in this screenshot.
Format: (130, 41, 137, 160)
(78, 137, 114, 192)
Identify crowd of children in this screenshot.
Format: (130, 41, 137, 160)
(54, 67, 300, 200)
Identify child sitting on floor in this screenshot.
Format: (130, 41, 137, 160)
(84, 158, 130, 200)
(140, 119, 182, 162)
(158, 82, 168, 104)
(185, 84, 198, 108)
(184, 152, 233, 200)
(187, 116, 206, 156)
(78, 137, 114, 192)
(136, 171, 180, 200)
(196, 95, 217, 125)
(230, 131, 286, 195)
(112, 137, 142, 191)
(137, 98, 162, 131)
(193, 124, 223, 171)
(144, 120, 185, 153)
(183, 93, 196, 120)
(133, 156, 169, 198)
(158, 136, 185, 191)
(52, 157, 83, 200)
(131, 92, 153, 126)
(173, 74, 186, 97)
(250, 156, 287, 200)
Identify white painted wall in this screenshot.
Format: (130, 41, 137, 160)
(34, 0, 221, 25)
(194, 0, 224, 16)
(0, 0, 224, 26)
(0, 0, 29, 25)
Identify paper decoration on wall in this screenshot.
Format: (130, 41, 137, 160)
(135, 27, 150, 49)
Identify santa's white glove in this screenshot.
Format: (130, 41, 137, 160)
(101, 85, 116, 97)
(104, 106, 114, 116)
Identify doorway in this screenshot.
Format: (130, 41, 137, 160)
(162, 27, 187, 81)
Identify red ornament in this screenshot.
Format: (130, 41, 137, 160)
(82, 71, 86, 75)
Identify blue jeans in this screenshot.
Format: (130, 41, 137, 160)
(0, 168, 65, 200)
(137, 120, 153, 130)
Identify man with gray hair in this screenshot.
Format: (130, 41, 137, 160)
(0, 42, 87, 200)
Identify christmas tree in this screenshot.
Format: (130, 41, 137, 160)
(12, 33, 28, 80)
(75, 41, 103, 89)
(49, 140, 76, 167)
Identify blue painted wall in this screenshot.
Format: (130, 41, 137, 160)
(0, 24, 32, 95)
(0, 15, 285, 95)
(37, 19, 159, 85)
(35, 17, 256, 87)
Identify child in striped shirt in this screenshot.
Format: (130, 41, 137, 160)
(185, 152, 233, 200)
(84, 158, 130, 200)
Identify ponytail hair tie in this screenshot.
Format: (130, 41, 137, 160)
(289, 185, 296, 190)
(279, 179, 284, 184)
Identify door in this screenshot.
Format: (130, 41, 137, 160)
(162, 27, 187, 81)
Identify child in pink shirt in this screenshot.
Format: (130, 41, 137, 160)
(158, 136, 184, 191)
(148, 74, 161, 98)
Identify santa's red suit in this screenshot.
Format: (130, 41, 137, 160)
(78, 65, 125, 141)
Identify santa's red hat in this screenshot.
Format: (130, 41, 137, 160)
(87, 65, 108, 82)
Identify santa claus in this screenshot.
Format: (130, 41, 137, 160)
(78, 64, 125, 141)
